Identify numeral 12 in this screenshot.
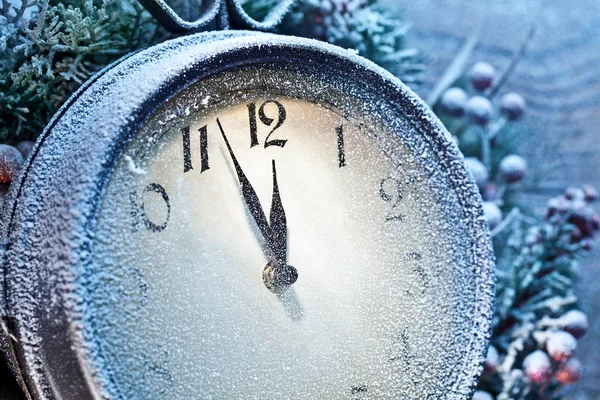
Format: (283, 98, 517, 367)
(247, 100, 287, 148)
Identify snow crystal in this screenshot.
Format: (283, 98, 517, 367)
(124, 155, 146, 175)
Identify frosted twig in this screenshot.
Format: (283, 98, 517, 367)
(491, 207, 520, 237)
(1, 0, 10, 16)
(30, 0, 48, 42)
(499, 320, 535, 373)
(523, 295, 577, 313)
(487, 25, 536, 99)
(488, 116, 507, 140)
(426, 32, 480, 106)
(481, 128, 491, 171)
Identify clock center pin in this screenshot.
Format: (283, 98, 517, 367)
(263, 262, 298, 294)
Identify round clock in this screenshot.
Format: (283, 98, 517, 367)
(0, 31, 494, 399)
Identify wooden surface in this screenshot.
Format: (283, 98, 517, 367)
(394, 1, 600, 398)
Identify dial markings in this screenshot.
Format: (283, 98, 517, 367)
(181, 125, 209, 173)
(336, 124, 346, 168)
(247, 102, 259, 148)
(351, 385, 369, 399)
(181, 126, 193, 173)
(388, 327, 413, 370)
(131, 183, 171, 233)
(380, 177, 406, 222)
(247, 100, 288, 148)
(199, 124, 210, 173)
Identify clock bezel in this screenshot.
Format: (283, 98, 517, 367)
(0, 31, 494, 400)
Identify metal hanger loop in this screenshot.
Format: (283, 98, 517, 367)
(226, 0, 295, 31)
(137, 0, 295, 34)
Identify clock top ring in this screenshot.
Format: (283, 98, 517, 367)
(0, 31, 494, 400)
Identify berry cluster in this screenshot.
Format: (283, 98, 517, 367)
(440, 62, 526, 126)
(436, 62, 530, 232)
(0, 141, 34, 209)
(475, 186, 598, 399)
(546, 185, 599, 250)
(477, 309, 586, 400)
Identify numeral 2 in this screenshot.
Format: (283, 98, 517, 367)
(247, 100, 287, 148)
(380, 177, 406, 222)
(181, 125, 209, 174)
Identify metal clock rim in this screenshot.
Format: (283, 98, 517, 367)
(0, 31, 494, 400)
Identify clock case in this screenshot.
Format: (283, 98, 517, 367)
(0, 31, 495, 399)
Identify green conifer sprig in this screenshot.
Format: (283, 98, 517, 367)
(0, 0, 422, 141)
(0, 0, 169, 141)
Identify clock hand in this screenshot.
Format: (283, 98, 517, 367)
(269, 159, 287, 265)
(216, 118, 297, 293)
(263, 160, 298, 293)
(216, 118, 274, 250)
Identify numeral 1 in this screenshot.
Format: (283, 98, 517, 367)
(181, 126, 193, 173)
(199, 125, 209, 173)
(247, 103, 259, 148)
(181, 125, 209, 173)
(336, 124, 346, 168)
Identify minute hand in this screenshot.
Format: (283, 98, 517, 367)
(216, 118, 275, 255)
(269, 159, 287, 265)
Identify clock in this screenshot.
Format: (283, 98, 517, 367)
(0, 31, 494, 399)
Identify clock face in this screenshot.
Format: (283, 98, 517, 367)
(86, 68, 478, 399)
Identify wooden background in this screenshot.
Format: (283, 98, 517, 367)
(393, 0, 600, 398)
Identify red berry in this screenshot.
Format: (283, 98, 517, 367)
(473, 391, 493, 400)
(0, 144, 24, 184)
(525, 226, 542, 245)
(482, 202, 502, 230)
(465, 96, 494, 126)
(484, 345, 499, 373)
(582, 184, 598, 202)
(469, 62, 496, 91)
(440, 87, 468, 117)
(546, 196, 569, 218)
(464, 157, 489, 189)
(556, 358, 582, 384)
(500, 92, 526, 120)
(559, 310, 589, 338)
(546, 330, 577, 362)
(499, 155, 527, 183)
(568, 211, 592, 237)
(523, 350, 552, 384)
(482, 182, 500, 201)
(565, 187, 586, 201)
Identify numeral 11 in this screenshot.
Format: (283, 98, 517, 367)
(181, 125, 209, 173)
